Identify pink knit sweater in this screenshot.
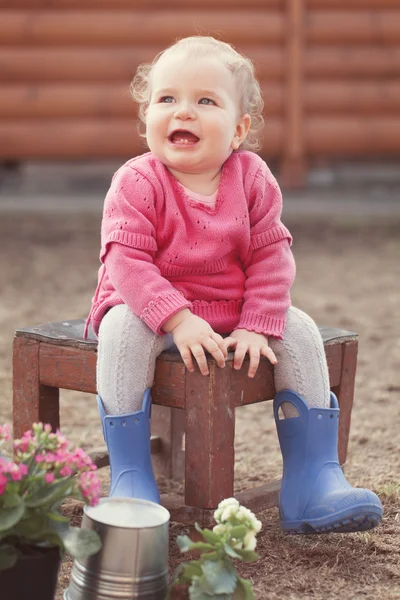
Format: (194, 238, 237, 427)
(85, 151, 296, 339)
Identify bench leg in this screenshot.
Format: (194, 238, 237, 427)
(184, 364, 235, 509)
(332, 339, 358, 466)
(13, 337, 60, 439)
(151, 405, 185, 481)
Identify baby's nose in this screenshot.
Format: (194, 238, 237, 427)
(173, 102, 195, 120)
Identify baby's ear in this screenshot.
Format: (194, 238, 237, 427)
(232, 114, 251, 149)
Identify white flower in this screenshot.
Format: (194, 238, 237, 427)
(254, 519, 262, 533)
(214, 497, 239, 523)
(212, 524, 226, 537)
(236, 506, 261, 531)
(243, 531, 257, 551)
(221, 505, 239, 522)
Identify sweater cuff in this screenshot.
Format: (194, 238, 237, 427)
(140, 292, 192, 334)
(237, 311, 286, 339)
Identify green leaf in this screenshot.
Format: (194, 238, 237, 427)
(202, 560, 237, 595)
(2, 493, 23, 509)
(197, 526, 220, 544)
(12, 510, 48, 539)
(0, 502, 25, 532)
(177, 534, 194, 552)
(201, 551, 219, 561)
(189, 575, 233, 599)
(187, 542, 215, 552)
(25, 479, 73, 508)
(229, 525, 248, 539)
(182, 561, 204, 579)
(0, 544, 18, 571)
(46, 511, 69, 523)
(231, 549, 259, 563)
(61, 527, 101, 560)
(233, 578, 255, 600)
(224, 544, 242, 559)
(177, 535, 215, 554)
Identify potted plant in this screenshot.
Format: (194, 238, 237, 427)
(168, 497, 262, 599)
(0, 422, 102, 600)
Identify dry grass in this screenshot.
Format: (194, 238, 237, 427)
(0, 213, 399, 599)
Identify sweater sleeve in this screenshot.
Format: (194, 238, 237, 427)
(237, 164, 296, 339)
(100, 166, 191, 333)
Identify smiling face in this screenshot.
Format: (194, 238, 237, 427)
(145, 52, 250, 188)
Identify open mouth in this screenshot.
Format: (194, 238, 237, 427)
(168, 130, 200, 145)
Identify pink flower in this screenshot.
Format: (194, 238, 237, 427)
(0, 424, 11, 442)
(0, 460, 28, 482)
(10, 464, 28, 481)
(79, 471, 101, 506)
(45, 472, 55, 483)
(14, 429, 35, 454)
(60, 466, 73, 477)
(0, 473, 7, 495)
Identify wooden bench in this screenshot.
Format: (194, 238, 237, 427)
(12, 319, 358, 527)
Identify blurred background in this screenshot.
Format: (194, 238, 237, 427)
(1, 4, 400, 597)
(1, 0, 400, 193)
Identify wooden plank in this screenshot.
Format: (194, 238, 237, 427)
(151, 406, 185, 480)
(39, 344, 97, 394)
(0, 47, 284, 83)
(0, 84, 136, 119)
(231, 341, 342, 407)
(184, 364, 235, 509)
(280, 0, 306, 187)
(0, 10, 284, 46)
(307, 10, 400, 44)
(305, 80, 400, 115)
(0, 0, 284, 8)
(305, 46, 400, 77)
(229, 357, 275, 406)
(38, 342, 187, 407)
(0, 82, 283, 119)
(152, 361, 186, 409)
(309, 0, 400, 8)
(306, 116, 400, 155)
(332, 340, 358, 466)
(13, 337, 60, 439)
(0, 119, 283, 159)
(235, 480, 280, 512)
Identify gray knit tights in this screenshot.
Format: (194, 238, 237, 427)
(97, 305, 331, 416)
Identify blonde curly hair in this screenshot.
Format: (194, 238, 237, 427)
(130, 36, 264, 152)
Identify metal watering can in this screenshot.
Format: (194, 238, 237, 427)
(64, 497, 170, 600)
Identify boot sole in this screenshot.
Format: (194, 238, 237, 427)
(282, 507, 383, 534)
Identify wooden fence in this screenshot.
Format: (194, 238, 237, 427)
(0, 0, 399, 185)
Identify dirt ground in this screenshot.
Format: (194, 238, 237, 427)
(0, 209, 399, 600)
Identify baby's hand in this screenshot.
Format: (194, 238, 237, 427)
(163, 309, 227, 376)
(224, 329, 277, 378)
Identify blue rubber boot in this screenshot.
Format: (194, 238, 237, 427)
(97, 388, 160, 504)
(274, 390, 382, 534)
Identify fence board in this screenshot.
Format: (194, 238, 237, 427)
(305, 81, 400, 114)
(0, 82, 283, 118)
(307, 11, 400, 44)
(0, 0, 284, 7)
(0, 119, 284, 158)
(0, 47, 284, 83)
(308, 0, 399, 8)
(0, 10, 284, 45)
(305, 46, 400, 77)
(307, 117, 400, 154)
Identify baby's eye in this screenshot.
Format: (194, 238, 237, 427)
(160, 96, 175, 103)
(199, 98, 216, 105)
